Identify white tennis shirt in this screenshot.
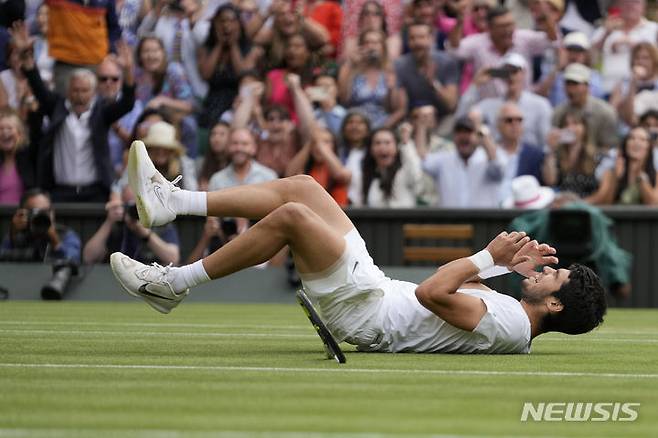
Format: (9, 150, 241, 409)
(360, 280, 532, 354)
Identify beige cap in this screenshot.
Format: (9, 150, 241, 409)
(142, 121, 185, 155)
(564, 63, 591, 84)
(563, 32, 590, 50)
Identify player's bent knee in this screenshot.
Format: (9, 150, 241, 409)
(287, 174, 321, 193)
(273, 202, 314, 230)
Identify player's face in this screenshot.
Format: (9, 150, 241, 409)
(521, 266, 570, 301)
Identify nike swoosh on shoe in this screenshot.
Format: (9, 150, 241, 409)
(153, 184, 166, 206)
(138, 284, 177, 301)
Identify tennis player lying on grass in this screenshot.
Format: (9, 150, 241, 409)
(111, 140, 606, 354)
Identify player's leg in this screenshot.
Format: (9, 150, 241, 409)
(201, 201, 346, 279)
(110, 202, 346, 313)
(129, 140, 353, 234)
(204, 175, 354, 236)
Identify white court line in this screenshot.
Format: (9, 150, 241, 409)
(1, 320, 658, 337)
(2, 329, 658, 343)
(0, 329, 314, 339)
(0, 363, 656, 379)
(0, 320, 309, 330)
(537, 338, 658, 343)
(0, 429, 568, 438)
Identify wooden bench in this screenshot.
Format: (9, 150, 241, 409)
(403, 224, 474, 265)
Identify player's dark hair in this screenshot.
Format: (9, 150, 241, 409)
(542, 264, 607, 335)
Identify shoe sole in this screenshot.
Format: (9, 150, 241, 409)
(128, 141, 153, 229)
(109, 253, 171, 314)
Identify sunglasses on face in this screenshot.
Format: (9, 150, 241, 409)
(362, 9, 383, 16)
(503, 117, 523, 124)
(98, 76, 120, 83)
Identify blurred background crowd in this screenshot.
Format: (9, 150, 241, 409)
(0, 0, 655, 283)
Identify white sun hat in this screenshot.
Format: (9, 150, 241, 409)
(503, 175, 555, 209)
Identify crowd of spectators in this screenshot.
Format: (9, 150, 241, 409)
(1, 0, 657, 267)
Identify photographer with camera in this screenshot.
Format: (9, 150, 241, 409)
(0, 189, 81, 300)
(82, 186, 180, 266)
(0, 188, 80, 263)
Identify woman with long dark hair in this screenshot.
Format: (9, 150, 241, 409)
(355, 127, 422, 207)
(595, 127, 658, 205)
(197, 121, 230, 191)
(134, 34, 198, 157)
(134, 35, 194, 116)
(543, 110, 600, 200)
(339, 111, 371, 204)
(197, 4, 261, 128)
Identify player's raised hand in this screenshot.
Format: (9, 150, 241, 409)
(510, 240, 559, 278)
(485, 231, 530, 267)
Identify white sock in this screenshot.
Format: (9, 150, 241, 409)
(170, 260, 211, 292)
(171, 190, 207, 216)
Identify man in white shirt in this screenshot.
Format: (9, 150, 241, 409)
(459, 53, 553, 149)
(22, 40, 136, 202)
(421, 116, 504, 208)
(110, 140, 607, 354)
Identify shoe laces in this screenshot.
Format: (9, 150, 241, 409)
(170, 175, 182, 187)
(136, 262, 174, 285)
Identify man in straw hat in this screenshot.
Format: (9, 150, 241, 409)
(109, 140, 607, 354)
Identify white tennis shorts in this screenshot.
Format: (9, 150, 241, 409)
(299, 228, 388, 347)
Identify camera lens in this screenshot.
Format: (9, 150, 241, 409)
(29, 209, 51, 236)
(124, 204, 140, 221)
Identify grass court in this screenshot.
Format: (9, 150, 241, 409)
(1, 301, 657, 437)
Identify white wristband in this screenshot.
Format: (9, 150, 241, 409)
(468, 249, 495, 273)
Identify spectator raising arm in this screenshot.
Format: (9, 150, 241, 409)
(83, 200, 125, 264)
(286, 72, 316, 144)
(232, 81, 265, 130)
(11, 21, 57, 116)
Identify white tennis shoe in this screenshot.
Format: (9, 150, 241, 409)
(110, 252, 188, 314)
(128, 140, 181, 228)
